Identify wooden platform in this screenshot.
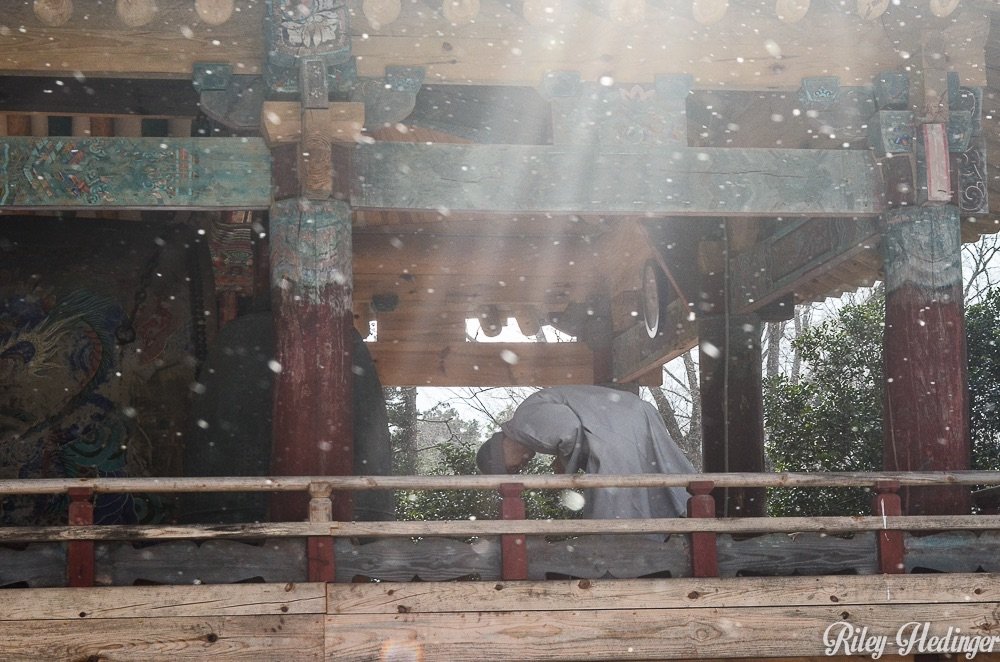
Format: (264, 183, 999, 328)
(3, 574, 1000, 660)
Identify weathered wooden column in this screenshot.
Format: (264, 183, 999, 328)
(269, 198, 355, 522)
(882, 205, 970, 514)
(264, 1, 357, 522)
(871, 30, 979, 514)
(697, 230, 766, 517)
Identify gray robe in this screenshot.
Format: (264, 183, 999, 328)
(501, 386, 696, 520)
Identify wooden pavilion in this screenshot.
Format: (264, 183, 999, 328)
(2, 0, 1000, 659)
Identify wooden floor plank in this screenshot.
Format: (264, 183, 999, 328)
(0, 615, 324, 661)
(0, 583, 326, 621)
(326, 603, 1000, 660)
(329, 573, 1000, 614)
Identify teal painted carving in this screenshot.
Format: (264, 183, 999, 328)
(799, 76, 840, 107)
(883, 206, 962, 293)
(956, 139, 988, 215)
(0, 137, 270, 209)
(869, 110, 914, 156)
(270, 199, 352, 307)
(265, 0, 350, 94)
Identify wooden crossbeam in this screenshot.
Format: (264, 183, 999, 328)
(350, 143, 883, 216)
(353, 233, 601, 277)
(367, 340, 594, 386)
(350, 0, 987, 89)
(729, 217, 881, 313)
(0, 2, 263, 77)
(612, 298, 698, 382)
(0, 137, 271, 209)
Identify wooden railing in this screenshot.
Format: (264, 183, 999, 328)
(1, 471, 999, 586)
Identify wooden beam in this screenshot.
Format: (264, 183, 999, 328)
(353, 233, 601, 277)
(5, 514, 1000, 542)
(728, 217, 881, 314)
(353, 274, 583, 307)
(0, 470, 998, 496)
(261, 102, 364, 146)
(368, 341, 594, 386)
(0, 2, 263, 77)
(350, 143, 883, 216)
(330, 573, 1000, 613)
(350, 0, 987, 89)
(612, 299, 698, 383)
(0, 583, 326, 620)
(326, 602, 1000, 659)
(0, 77, 200, 118)
(0, 137, 271, 209)
(0, 616, 324, 660)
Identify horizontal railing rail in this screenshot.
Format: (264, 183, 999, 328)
(0, 515, 999, 543)
(0, 470, 998, 494)
(1, 471, 998, 583)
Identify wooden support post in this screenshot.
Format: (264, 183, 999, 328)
(882, 206, 971, 515)
(582, 295, 616, 387)
(873, 480, 904, 574)
(698, 237, 766, 517)
(686, 481, 718, 577)
(269, 198, 355, 523)
(66, 487, 95, 587)
(307, 482, 336, 583)
(499, 483, 529, 581)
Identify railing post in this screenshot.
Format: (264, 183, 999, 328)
(67, 487, 95, 587)
(307, 482, 336, 582)
(874, 480, 905, 574)
(687, 481, 719, 578)
(500, 483, 528, 581)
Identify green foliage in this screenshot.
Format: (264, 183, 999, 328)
(395, 432, 583, 523)
(764, 294, 885, 516)
(765, 285, 1000, 516)
(967, 288, 1000, 472)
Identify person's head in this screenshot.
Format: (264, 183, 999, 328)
(476, 431, 536, 474)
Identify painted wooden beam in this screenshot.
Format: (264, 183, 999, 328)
(368, 341, 594, 386)
(350, 143, 883, 216)
(0, 137, 271, 209)
(728, 217, 881, 313)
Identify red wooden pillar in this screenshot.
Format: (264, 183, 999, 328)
(268, 198, 354, 522)
(698, 237, 766, 516)
(67, 487, 95, 587)
(882, 206, 971, 515)
(499, 483, 529, 581)
(873, 480, 905, 574)
(687, 481, 719, 577)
